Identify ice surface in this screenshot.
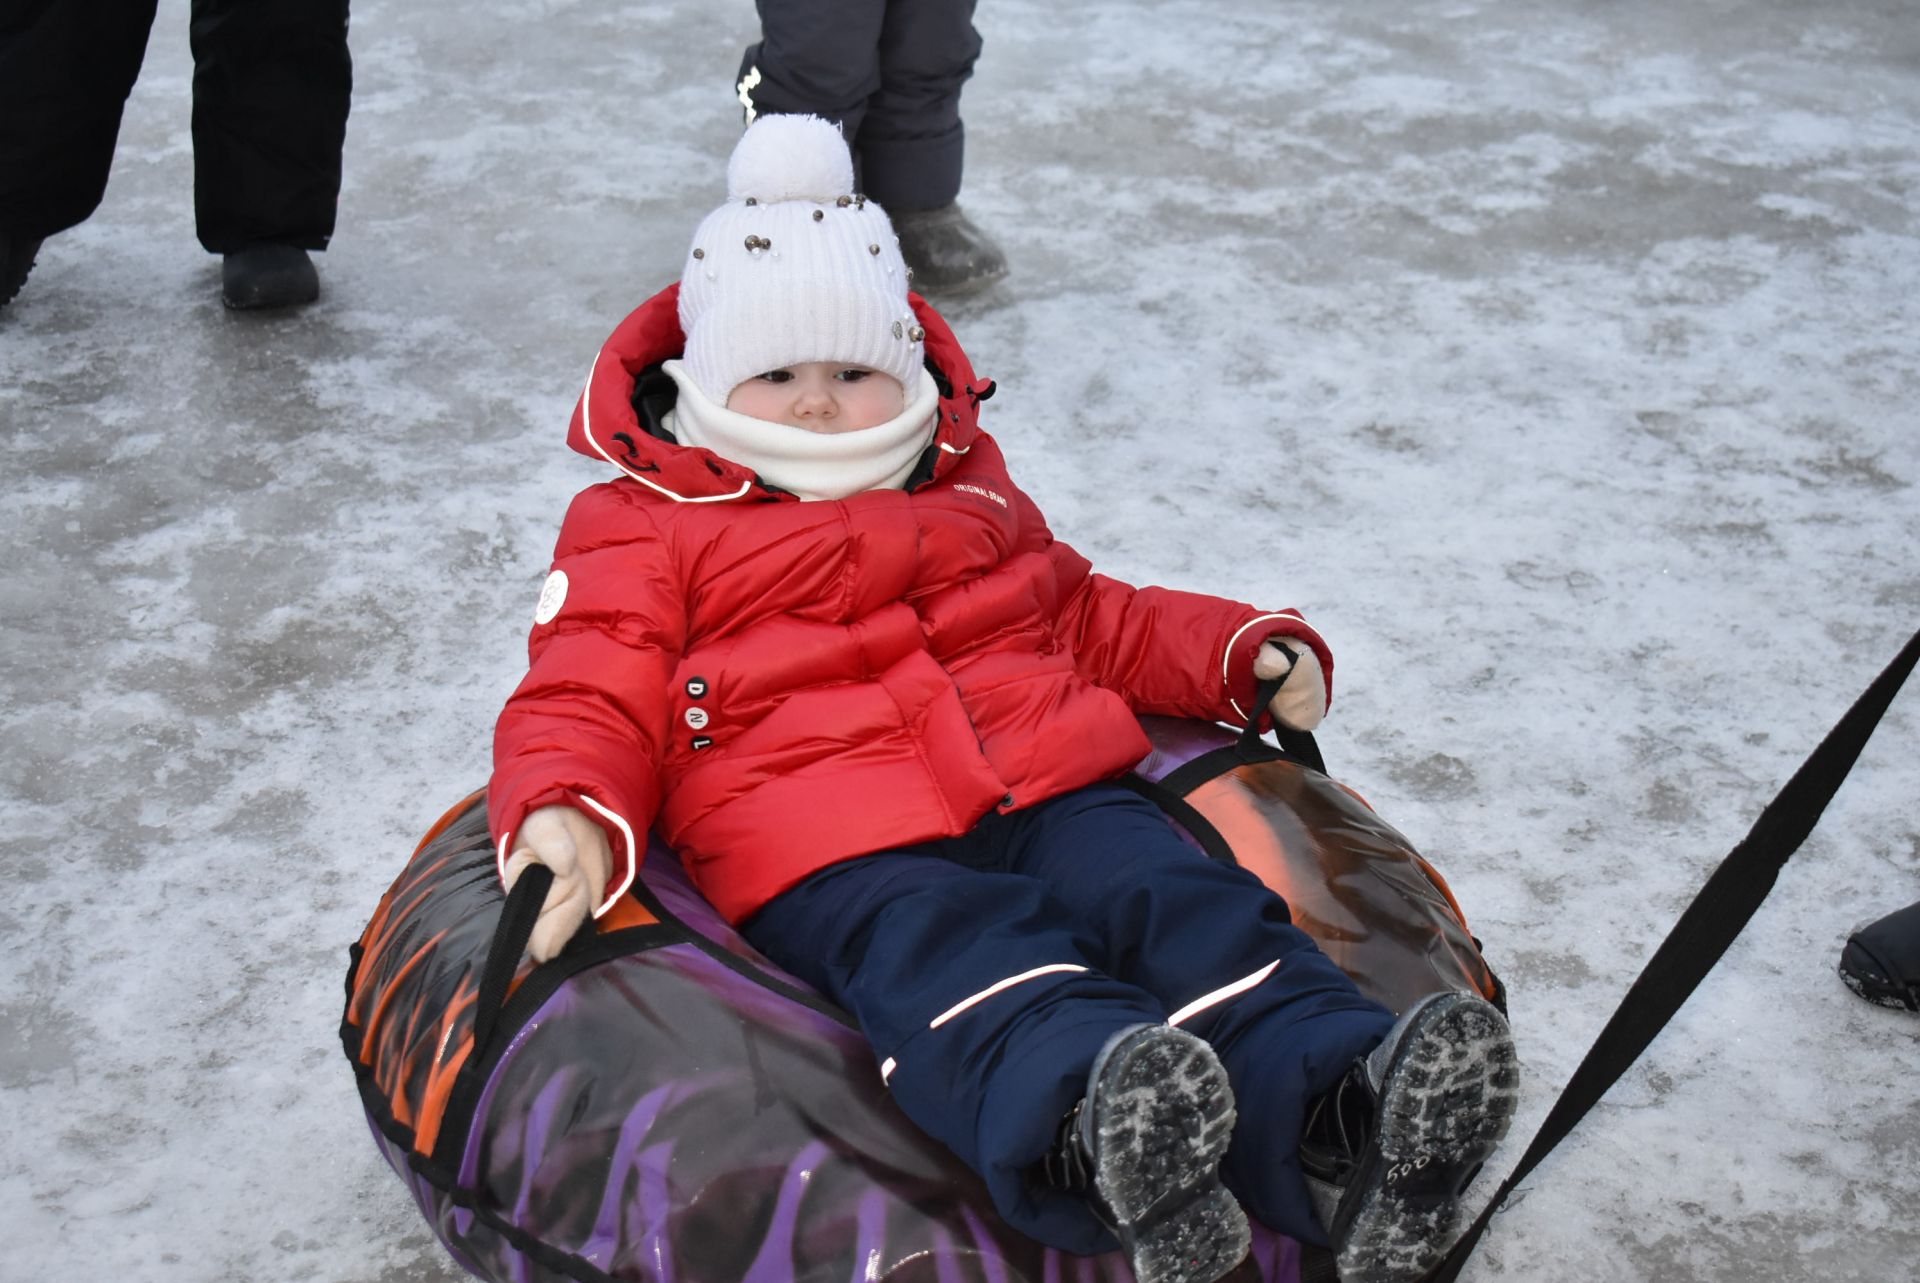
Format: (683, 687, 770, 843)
(2, 1, 1915, 1280)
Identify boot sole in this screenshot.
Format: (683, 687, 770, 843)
(1335, 993, 1519, 1283)
(1087, 1025, 1250, 1283)
(222, 278, 320, 310)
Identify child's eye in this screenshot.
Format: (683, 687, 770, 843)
(835, 368, 871, 383)
(757, 369, 793, 384)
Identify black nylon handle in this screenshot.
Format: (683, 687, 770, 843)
(1240, 673, 1328, 775)
(472, 863, 553, 1056)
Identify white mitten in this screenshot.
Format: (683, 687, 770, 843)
(1253, 638, 1327, 732)
(502, 804, 613, 962)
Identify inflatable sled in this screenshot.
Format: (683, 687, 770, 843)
(341, 717, 1502, 1283)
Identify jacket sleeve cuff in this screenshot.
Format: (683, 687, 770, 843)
(1221, 611, 1334, 726)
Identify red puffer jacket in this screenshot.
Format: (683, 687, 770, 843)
(489, 285, 1333, 925)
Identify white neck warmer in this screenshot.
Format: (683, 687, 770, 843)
(661, 361, 940, 501)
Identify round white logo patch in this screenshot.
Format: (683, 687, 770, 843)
(534, 569, 569, 625)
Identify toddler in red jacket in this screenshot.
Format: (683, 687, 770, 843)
(491, 114, 1515, 1283)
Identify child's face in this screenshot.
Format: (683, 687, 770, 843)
(726, 363, 907, 433)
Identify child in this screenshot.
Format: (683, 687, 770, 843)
(490, 115, 1517, 1283)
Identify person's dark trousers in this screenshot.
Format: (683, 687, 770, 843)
(0, 0, 350, 252)
(737, 0, 980, 212)
(190, 0, 351, 252)
(0, 0, 159, 241)
(742, 782, 1394, 1251)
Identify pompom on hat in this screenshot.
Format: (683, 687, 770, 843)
(676, 115, 923, 405)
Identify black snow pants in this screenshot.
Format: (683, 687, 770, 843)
(737, 0, 981, 213)
(0, 0, 352, 253)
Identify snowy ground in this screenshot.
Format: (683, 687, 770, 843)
(3, 1, 1916, 1280)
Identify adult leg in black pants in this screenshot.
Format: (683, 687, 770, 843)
(0, 0, 159, 304)
(736, 0, 1007, 295)
(191, 0, 351, 307)
(0, 0, 350, 309)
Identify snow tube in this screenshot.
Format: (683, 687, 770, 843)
(341, 718, 1501, 1283)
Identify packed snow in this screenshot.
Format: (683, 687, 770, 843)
(1, 1, 1915, 1280)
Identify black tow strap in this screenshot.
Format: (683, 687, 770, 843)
(1425, 625, 1920, 1283)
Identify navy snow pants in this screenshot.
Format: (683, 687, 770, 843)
(736, 0, 982, 212)
(0, 0, 351, 251)
(742, 782, 1395, 1253)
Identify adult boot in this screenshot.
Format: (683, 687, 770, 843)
(1838, 898, 1920, 1011)
(222, 244, 320, 310)
(893, 203, 1008, 296)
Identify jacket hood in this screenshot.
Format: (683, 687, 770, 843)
(566, 283, 995, 503)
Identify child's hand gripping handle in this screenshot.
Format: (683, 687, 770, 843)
(503, 805, 613, 962)
(1241, 638, 1329, 774)
(1252, 638, 1326, 731)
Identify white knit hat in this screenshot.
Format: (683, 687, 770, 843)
(677, 115, 924, 405)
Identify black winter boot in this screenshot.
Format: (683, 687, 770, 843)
(1040, 1024, 1249, 1283)
(1301, 991, 1518, 1283)
(2, 231, 42, 307)
(1839, 899, 1920, 1011)
(222, 243, 320, 310)
(893, 203, 1007, 296)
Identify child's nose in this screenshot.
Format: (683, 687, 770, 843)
(794, 383, 836, 417)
